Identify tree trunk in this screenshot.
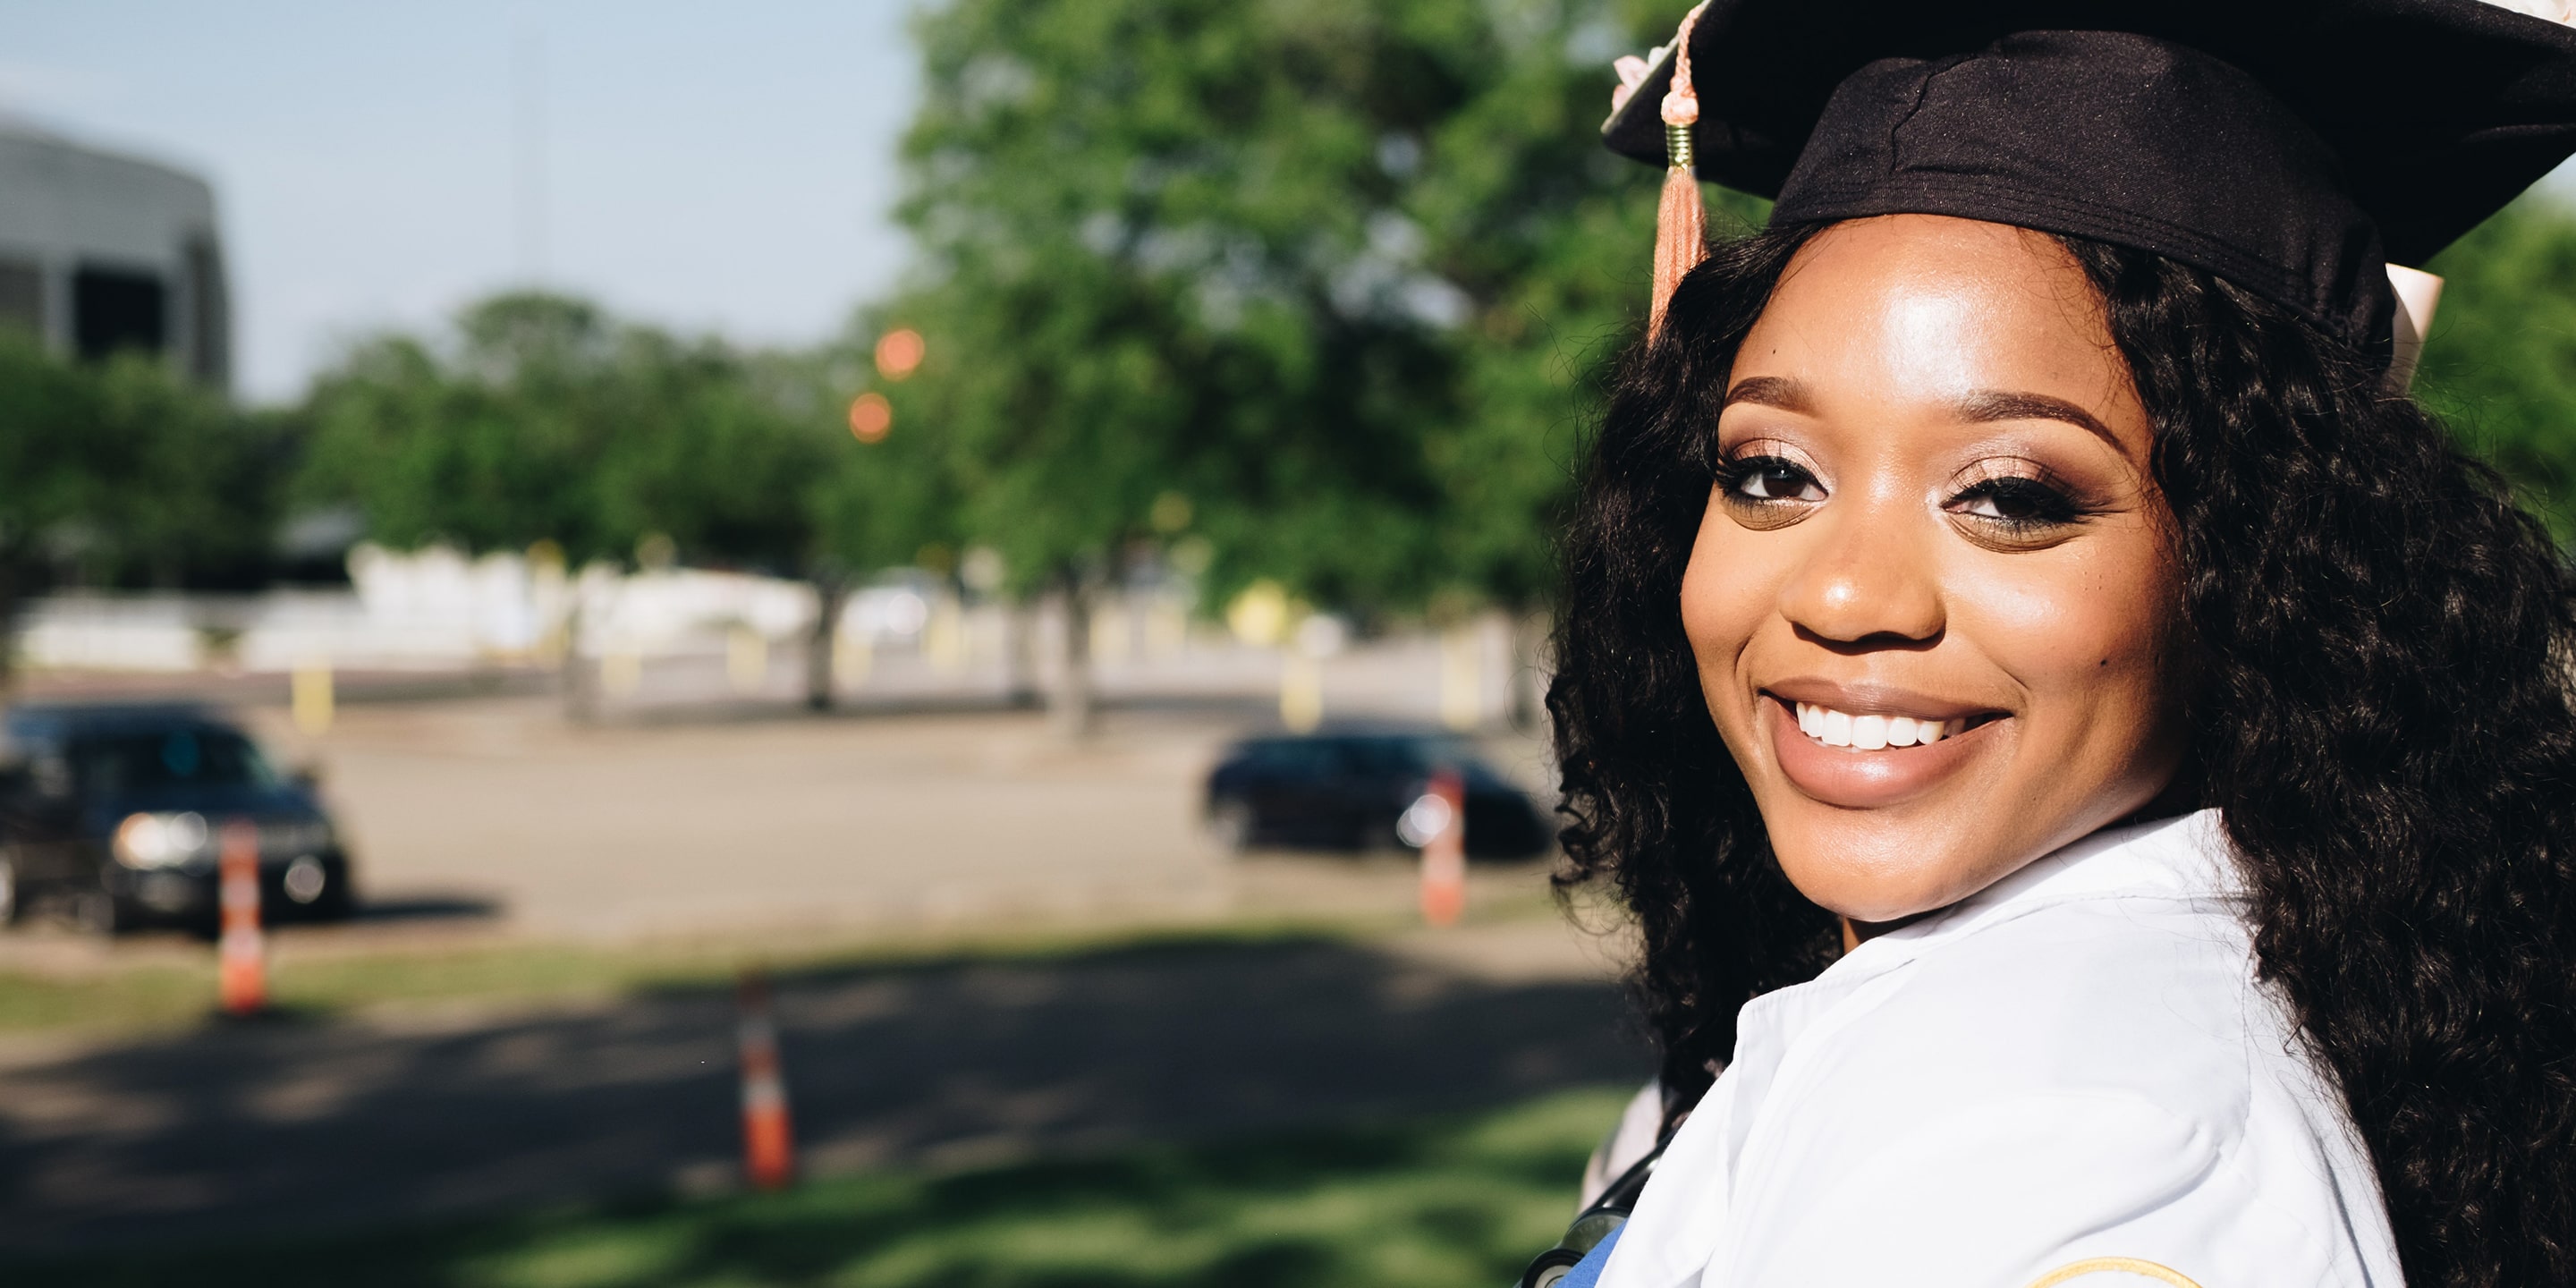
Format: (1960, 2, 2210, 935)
(1511, 608, 1552, 736)
(1050, 569, 1095, 740)
(806, 572, 847, 713)
(561, 594, 597, 724)
(1003, 597, 1041, 708)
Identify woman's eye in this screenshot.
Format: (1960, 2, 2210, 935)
(1724, 457, 1826, 503)
(1950, 477, 2080, 525)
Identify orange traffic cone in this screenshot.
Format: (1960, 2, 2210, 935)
(737, 970, 796, 1191)
(1419, 768, 1467, 928)
(217, 820, 265, 1016)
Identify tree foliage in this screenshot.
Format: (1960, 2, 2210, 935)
(0, 328, 280, 593)
(299, 292, 857, 574)
(2421, 196, 2576, 539)
(886, 0, 1750, 614)
(803, 319, 964, 578)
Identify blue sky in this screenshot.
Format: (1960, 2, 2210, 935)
(0, 1, 919, 402)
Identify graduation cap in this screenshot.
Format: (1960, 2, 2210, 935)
(1605, 0, 2576, 383)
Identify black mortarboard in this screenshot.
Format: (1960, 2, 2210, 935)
(1602, 0, 2576, 362)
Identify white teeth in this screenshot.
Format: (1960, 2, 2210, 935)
(1792, 701, 1972, 750)
(1851, 714, 1888, 750)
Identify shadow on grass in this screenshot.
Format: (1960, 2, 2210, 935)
(4, 1086, 1626, 1288)
(0, 933, 1648, 1260)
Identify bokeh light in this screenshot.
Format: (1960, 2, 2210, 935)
(848, 392, 893, 443)
(875, 328, 925, 380)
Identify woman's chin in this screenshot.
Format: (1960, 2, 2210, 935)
(1755, 766, 2171, 926)
(1772, 842, 1987, 926)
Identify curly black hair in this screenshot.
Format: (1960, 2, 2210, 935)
(1549, 222, 2576, 1287)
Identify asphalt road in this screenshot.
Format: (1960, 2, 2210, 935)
(0, 919, 1648, 1255)
(186, 694, 1554, 942)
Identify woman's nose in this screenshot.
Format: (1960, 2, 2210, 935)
(1775, 504, 1946, 647)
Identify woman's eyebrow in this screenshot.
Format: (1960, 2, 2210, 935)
(1724, 379, 2121, 448)
(1956, 390, 2118, 446)
(1723, 375, 1811, 411)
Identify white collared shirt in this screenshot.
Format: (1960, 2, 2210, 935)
(1595, 809, 2402, 1288)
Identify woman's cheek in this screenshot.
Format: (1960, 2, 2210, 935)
(1947, 536, 2177, 763)
(1681, 517, 1784, 721)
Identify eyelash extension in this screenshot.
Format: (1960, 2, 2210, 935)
(1715, 454, 1817, 499)
(1951, 475, 2086, 526)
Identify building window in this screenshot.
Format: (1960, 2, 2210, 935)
(73, 265, 166, 360)
(0, 258, 38, 338)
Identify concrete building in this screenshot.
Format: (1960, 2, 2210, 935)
(0, 122, 230, 392)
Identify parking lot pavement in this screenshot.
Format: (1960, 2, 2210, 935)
(202, 695, 1557, 944)
(245, 697, 1250, 941)
(0, 919, 1648, 1254)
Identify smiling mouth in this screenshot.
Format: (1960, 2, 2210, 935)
(1792, 700, 1996, 750)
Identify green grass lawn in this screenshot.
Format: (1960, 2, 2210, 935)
(7, 1087, 1623, 1288)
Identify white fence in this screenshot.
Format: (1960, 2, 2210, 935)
(21, 545, 826, 674)
(13, 546, 1545, 730)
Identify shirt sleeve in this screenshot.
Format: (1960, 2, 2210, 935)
(1726, 1091, 2344, 1288)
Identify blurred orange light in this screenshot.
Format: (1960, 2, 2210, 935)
(848, 392, 893, 443)
(875, 328, 925, 381)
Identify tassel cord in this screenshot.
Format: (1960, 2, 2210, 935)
(1649, 4, 1712, 335)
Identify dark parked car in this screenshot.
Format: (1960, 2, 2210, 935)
(0, 704, 355, 933)
(1203, 729, 1552, 858)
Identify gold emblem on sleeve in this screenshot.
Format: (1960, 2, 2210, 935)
(2025, 1257, 2204, 1288)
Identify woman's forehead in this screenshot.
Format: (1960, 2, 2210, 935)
(1729, 221, 2117, 416)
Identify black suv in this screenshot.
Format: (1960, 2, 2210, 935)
(1203, 729, 1551, 858)
(0, 704, 354, 933)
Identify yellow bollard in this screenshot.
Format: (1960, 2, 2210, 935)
(1090, 604, 1131, 665)
(291, 660, 335, 736)
(925, 599, 966, 673)
(603, 644, 644, 699)
(727, 626, 767, 694)
(1439, 626, 1481, 732)
(1146, 599, 1187, 657)
(835, 633, 873, 690)
(1282, 653, 1324, 733)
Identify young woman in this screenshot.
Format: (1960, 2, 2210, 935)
(1540, 4, 2576, 1286)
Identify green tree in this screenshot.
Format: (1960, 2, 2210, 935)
(1412, 2, 1768, 613)
(2420, 196, 2576, 538)
(81, 354, 288, 590)
(302, 295, 633, 562)
(0, 330, 280, 685)
(889, 0, 1720, 731)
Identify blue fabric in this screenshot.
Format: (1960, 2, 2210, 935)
(1558, 1224, 1624, 1288)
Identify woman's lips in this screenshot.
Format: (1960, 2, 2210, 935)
(1764, 693, 2002, 809)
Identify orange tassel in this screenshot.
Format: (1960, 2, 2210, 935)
(1651, 154, 1707, 336)
(1648, 3, 1711, 336)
